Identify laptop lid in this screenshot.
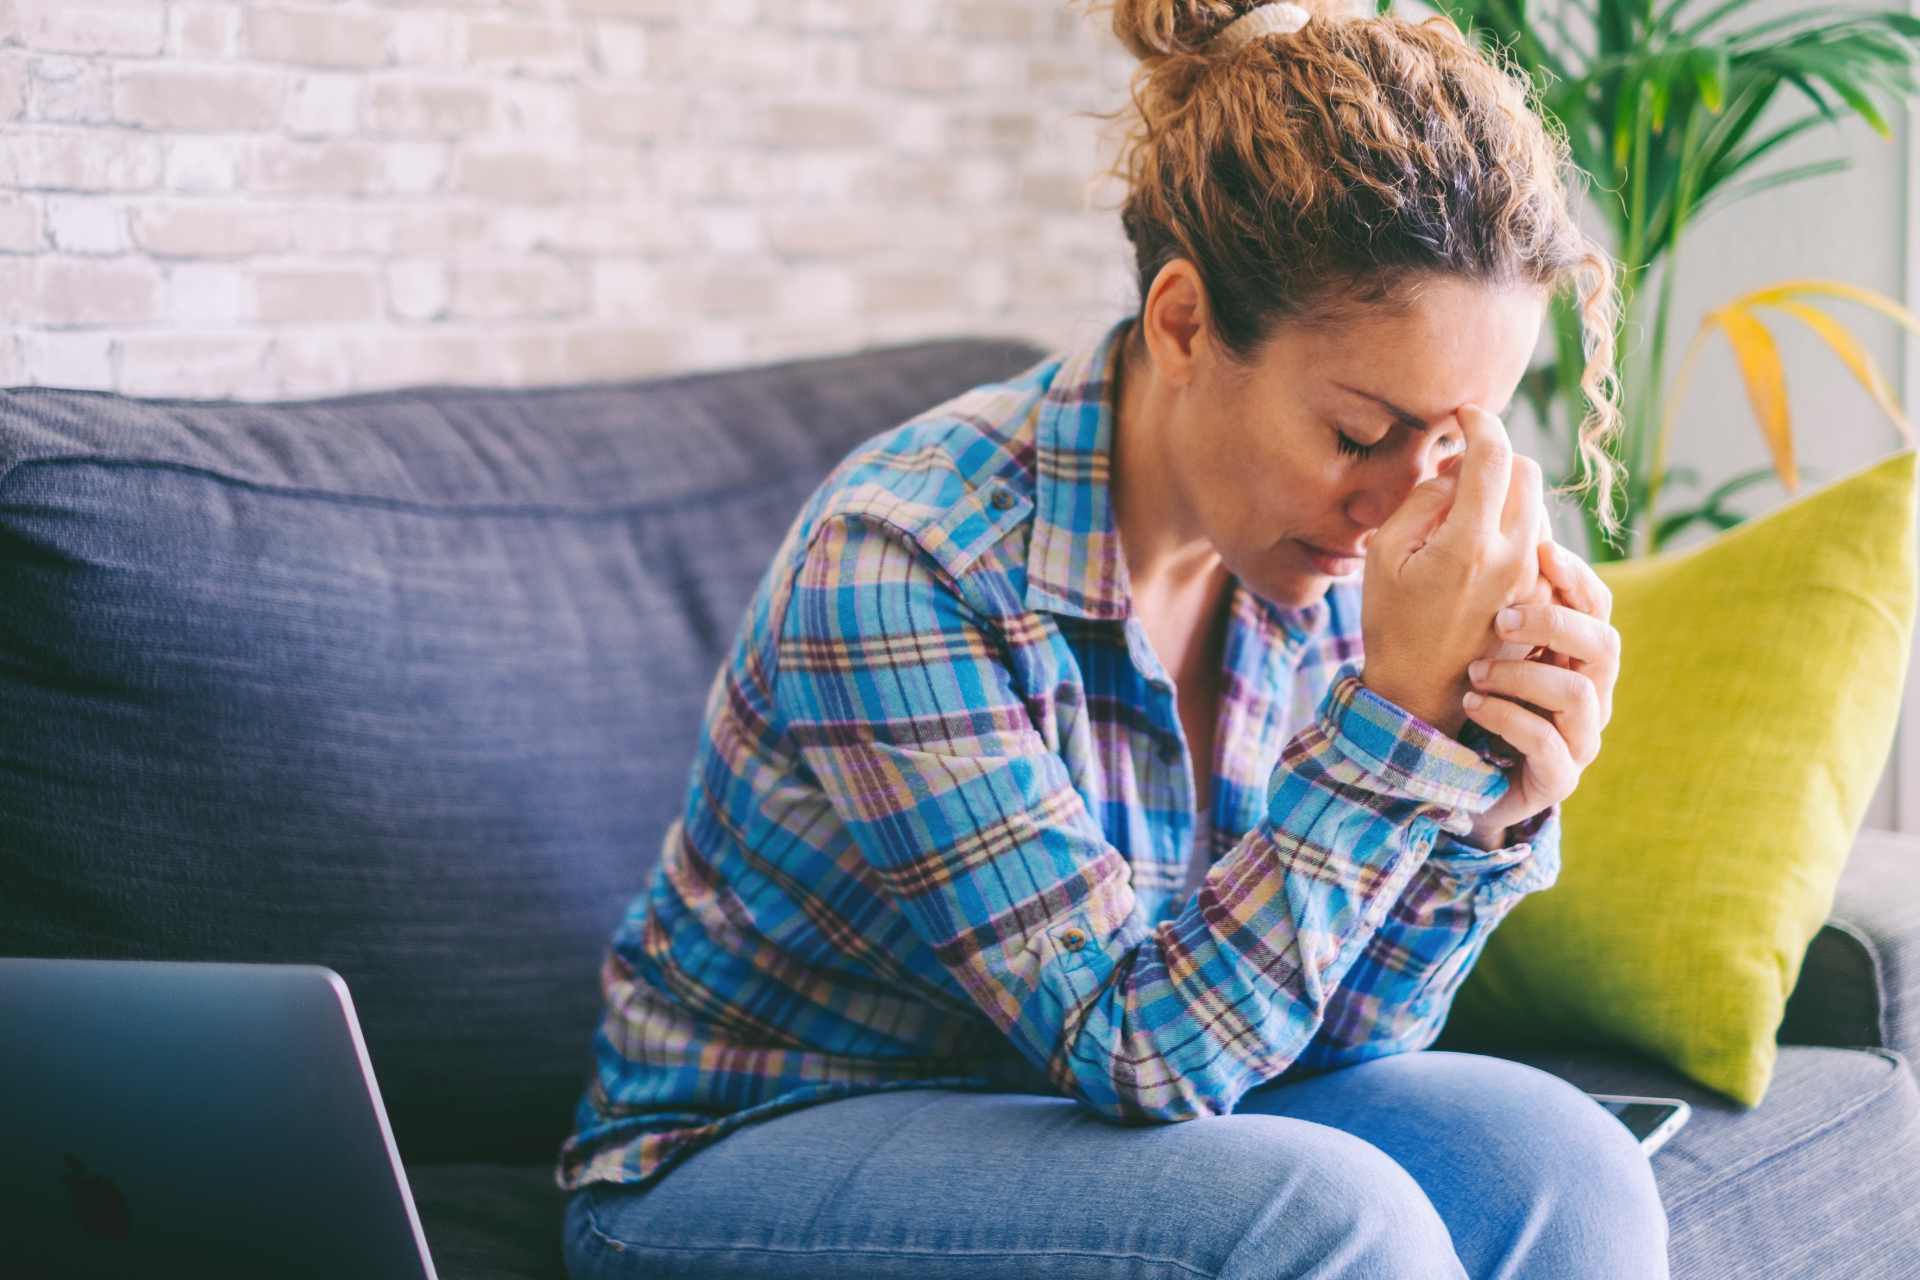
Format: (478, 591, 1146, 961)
(0, 958, 437, 1280)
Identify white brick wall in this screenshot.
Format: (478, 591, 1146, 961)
(0, 0, 1139, 399)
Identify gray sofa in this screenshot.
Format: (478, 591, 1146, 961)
(2, 334, 1916, 1279)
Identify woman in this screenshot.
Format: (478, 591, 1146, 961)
(558, 1, 1660, 1276)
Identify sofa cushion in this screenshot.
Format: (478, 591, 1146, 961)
(407, 1163, 567, 1280)
(0, 337, 1049, 1166)
(403, 1045, 1918, 1280)
(1496, 1044, 1920, 1278)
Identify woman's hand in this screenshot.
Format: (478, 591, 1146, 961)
(1360, 404, 1547, 736)
(1458, 537, 1620, 846)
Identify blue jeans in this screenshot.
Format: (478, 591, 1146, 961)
(561, 1049, 1671, 1279)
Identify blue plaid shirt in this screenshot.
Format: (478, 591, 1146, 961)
(557, 313, 1561, 1193)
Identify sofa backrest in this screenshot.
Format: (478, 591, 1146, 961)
(0, 335, 1049, 1165)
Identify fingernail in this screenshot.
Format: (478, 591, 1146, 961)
(1463, 691, 1484, 709)
(1468, 659, 1489, 682)
(1497, 607, 1522, 631)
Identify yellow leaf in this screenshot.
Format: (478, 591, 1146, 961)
(1711, 305, 1798, 493)
(1740, 279, 1920, 335)
(1763, 299, 1914, 446)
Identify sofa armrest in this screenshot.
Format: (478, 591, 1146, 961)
(1778, 827, 1920, 1069)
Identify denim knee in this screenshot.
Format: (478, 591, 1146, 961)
(1470, 1059, 1672, 1279)
(1216, 1116, 1466, 1280)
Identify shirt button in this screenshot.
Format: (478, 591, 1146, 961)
(990, 488, 1016, 511)
(1059, 927, 1088, 951)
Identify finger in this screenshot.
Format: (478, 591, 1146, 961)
(1461, 691, 1579, 795)
(1437, 404, 1513, 546)
(1467, 657, 1602, 764)
(1500, 452, 1544, 546)
(1495, 601, 1619, 669)
(1539, 540, 1612, 622)
(1496, 602, 1618, 723)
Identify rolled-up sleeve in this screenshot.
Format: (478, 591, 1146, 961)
(1283, 799, 1563, 1076)
(775, 515, 1514, 1123)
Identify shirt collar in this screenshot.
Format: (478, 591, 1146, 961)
(1023, 314, 1333, 645)
(1023, 314, 1133, 621)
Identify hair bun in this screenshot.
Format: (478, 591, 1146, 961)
(1102, 0, 1361, 62)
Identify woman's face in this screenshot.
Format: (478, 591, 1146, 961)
(1130, 268, 1548, 610)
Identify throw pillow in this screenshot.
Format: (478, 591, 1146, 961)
(1439, 448, 1918, 1105)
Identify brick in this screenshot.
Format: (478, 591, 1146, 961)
(380, 142, 449, 195)
(381, 130, 452, 185)
(245, 139, 382, 195)
(385, 259, 447, 321)
(494, 81, 571, 136)
(454, 147, 580, 203)
(860, 268, 968, 316)
(254, 267, 382, 324)
(390, 12, 467, 66)
(779, 0, 907, 32)
(652, 265, 780, 319)
(496, 202, 687, 257)
(285, 74, 360, 137)
(117, 333, 274, 399)
(945, 109, 1038, 151)
(113, 67, 282, 132)
(0, 195, 45, 251)
(38, 256, 163, 326)
(7, 128, 162, 191)
(163, 263, 254, 324)
(338, 328, 505, 393)
(448, 257, 585, 320)
(556, 325, 678, 380)
(44, 196, 126, 254)
(130, 202, 292, 257)
(563, 0, 681, 20)
(577, 87, 681, 141)
(22, 331, 114, 389)
(772, 264, 858, 318)
(0, 53, 26, 121)
(364, 79, 493, 137)
(950, 2, 1044, 41)
(749, 102, 884, 150)
(764, 210, 869, 259)
(268, 331, 350, 398)
(588, 22, 647, 77)
(645, 28, 787, 89)
(591, 259, 656, 317)
(168, 4, 243, 59)
(247, 7, 391, 69)
(28, 55, 110, 123)
(163, 138, 243, 192)
(466, 20, 584, 76)
(861, 39, 964, 94)
(18, 0, 165, 57)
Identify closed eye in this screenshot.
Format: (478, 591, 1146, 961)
(1335, 430, 1381, 460)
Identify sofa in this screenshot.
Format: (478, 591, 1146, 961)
(2, 333, 1917, 1280)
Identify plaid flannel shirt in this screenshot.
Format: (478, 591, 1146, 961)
(556, 313, 1562, 1193)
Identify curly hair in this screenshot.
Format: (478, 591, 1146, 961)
(1079, 0, 1626, 543)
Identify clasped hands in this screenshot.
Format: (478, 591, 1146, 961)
(1358, 404, 1621, 849)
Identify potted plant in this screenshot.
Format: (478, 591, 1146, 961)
(1405, 0, 1920, 561)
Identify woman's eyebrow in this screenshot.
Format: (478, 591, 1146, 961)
(1336, 382, 1516, 430)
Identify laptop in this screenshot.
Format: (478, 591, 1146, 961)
(0, 958, 438, 1280)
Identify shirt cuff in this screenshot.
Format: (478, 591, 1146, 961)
(1318, 660, 1508, 827)
(1430, 803, 1563, 895)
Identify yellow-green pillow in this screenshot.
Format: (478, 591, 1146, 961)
(1442, 448, 1918, 1105)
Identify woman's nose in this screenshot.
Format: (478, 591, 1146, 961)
(1349, 448, 1461, 527)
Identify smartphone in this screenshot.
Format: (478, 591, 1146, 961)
(1586, 1093, 1691, 1155)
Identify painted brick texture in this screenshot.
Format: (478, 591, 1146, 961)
(0, 0, 1139, 398)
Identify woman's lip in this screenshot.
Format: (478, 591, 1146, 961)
(1298, 540, 1365, 574)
